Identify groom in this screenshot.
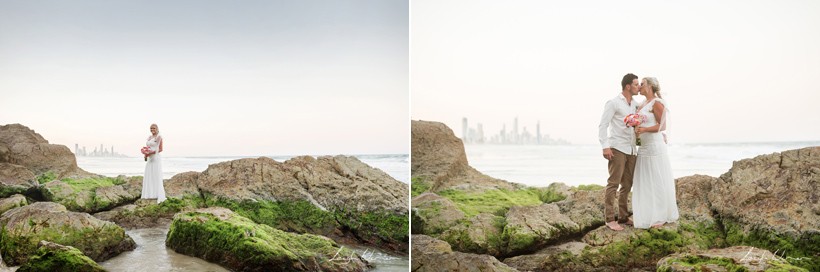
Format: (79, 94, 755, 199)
(598, 73, 640, 231)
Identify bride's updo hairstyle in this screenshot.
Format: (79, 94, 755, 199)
(644, 77, 662, 98)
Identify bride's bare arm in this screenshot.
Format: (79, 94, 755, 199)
(637, 102, 665, 134)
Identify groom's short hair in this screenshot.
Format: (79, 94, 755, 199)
(621, 73, 638, 90)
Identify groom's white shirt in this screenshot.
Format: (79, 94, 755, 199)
(599, 94, 639, 155)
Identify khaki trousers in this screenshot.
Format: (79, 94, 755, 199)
(605, 149, 636, 223)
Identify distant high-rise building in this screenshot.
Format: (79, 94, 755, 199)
(513, 117, 519, 144)
(75, 144, 79, 154)
(462, 117, 469, 143)
(476, 123, 484, 143)
(536, 121, 541, 144)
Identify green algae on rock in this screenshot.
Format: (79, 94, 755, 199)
(0, 194, 28, 215)
(165, 207, 370, 272)
(16, 241, 105, 272)
(0, 202, 135, 266)
(39, 176, 140, 213)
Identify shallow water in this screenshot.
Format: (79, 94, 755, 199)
(98, 224, 409, 272)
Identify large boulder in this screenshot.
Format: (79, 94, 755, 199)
(0, 202, 135, 265)
(710, 147, 819, 235)
(167, 155, 407, 214)
(657, 246, 808, 272)
(16, 241, 106, 272)
(164, 155, 409, 252)
(165, 207, 369, 272)
(411, 235, 515, 272)
(0, 124, 93, 178)
(411, 120, 515, 192)
(707, 147, 820, 270)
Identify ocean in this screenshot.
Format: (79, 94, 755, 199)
(76, 154, 409, 183)
(464, 142, 820, 187)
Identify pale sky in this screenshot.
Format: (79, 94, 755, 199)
(0, 0, 408, 156)
(411, 0, 820, 144)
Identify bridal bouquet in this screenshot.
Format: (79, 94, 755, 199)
(624, 114, 646, 146)
(141, 146, 152, 161)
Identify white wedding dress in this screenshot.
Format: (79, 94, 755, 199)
(632, 98, 678, 228)
(142, 134, 166, 203)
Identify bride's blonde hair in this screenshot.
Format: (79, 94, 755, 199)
(644, 77, 662, 98)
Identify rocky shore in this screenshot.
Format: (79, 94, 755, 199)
(411, 120, 818, 272)
(0, 123, 409, 271)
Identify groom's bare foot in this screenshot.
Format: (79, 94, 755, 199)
(606, 221, 624, 231)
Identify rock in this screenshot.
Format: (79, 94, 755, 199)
(93, 197, 204, 229)
(164, 155, 409, 252)
(411, 120, 516, 192)
(39, 176, 140, 213)
(0, 124, 93, 178)
(16, 241, 105, 272)
(166, 207, 369, 272)
(164, 171, 200, 198)
(411, 235, 516, 272)
(708, 147, 820, 270)
(503, 241, 589, 272)
(657, 246, 808, 272)
(674, 175, 718, 225)
(0, 194, 27, 215)
(0, 162, 37, 197)
(167, 155, 407, 213)
(441, 213, 502, 255)
(0, 202, 135, 265)
(582, 224, 643, 247)
(503, 203, 580, 254)
(412, 192, 466, 234)
(710, 147, 819, 235)
(556, 188, 606, 232)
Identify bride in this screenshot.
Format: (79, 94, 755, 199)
(142, 123, 166, 203)
(632, 77, 679, 229)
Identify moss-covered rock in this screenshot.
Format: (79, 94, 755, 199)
(39, 176, 140, 213)
(440, 213, 503, 255)
(0, 202, 135, 265)
(411, 234, 516, 272)
(163, 155, 410, 252)
(0, 194, 27, 215)
(657, 246, 808, 272)
(16, 241, 105, 272)
(411, 192, 465, 235)
(437, 187, 564, 218)
(0, 162, 37, 198)
(165, 207, 369, 272)
(93, 196, 205, 229)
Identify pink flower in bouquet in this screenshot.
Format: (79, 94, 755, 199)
(141, 146, 152, 155)
(623, 113, 646, 128)
(624, 114, 647, 146)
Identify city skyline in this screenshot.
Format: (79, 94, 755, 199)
(462, 116, 570, 145)
(74, 143, 128, 157)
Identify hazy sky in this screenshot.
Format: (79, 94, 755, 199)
(1, 0, 408, 156)
(411, 0, 820, 144)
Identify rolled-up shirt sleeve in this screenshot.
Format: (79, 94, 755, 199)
(598, 100, 614, 149)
